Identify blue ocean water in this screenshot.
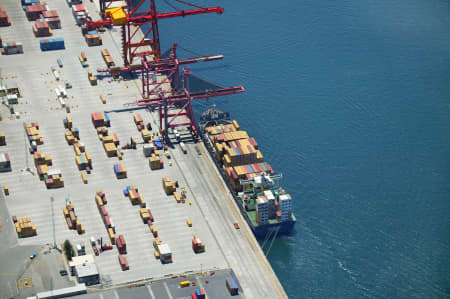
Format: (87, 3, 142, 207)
(154, 0, 450, 297)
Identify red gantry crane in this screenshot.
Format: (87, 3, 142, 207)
(90, 0, 223, 65)
(88, 1, 244, 141)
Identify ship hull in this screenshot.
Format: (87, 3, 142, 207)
(251, 220, 296, 237)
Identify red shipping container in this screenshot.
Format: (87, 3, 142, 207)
(118, 254, 129, 270)
(73, 4, 86, 12)
(41, 10, 59, 18)
(147, 209, 154, 222)
(99, 206, 107, 216)
(119, 235, 126, 246)
(104, 215, 111, 228)
(66, 217, 73, 229)
(248, 137, 258, 149)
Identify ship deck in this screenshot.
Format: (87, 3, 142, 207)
(0, 0, 287, 298)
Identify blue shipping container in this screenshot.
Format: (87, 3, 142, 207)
(40, 38, 65, 51)
(104, 113, 110, 126)
(87, 30, 98, 35)
(114, 164, 120, 174)
(123, 188, 129, 196)
(226, 278, 238, 296)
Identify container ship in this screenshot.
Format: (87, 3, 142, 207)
(199, 106, 296, 237)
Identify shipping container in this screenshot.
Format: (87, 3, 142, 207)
(118, 254, 129, 270)
(40, 38, 65, 51)
(226, 278, 239, 295)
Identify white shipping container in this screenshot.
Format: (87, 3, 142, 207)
(52, 69, 60, 81)
(179, 142, 187, 154)
(143, 144, 154, 157)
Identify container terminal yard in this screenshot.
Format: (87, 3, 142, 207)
(0, 0, 288, 298)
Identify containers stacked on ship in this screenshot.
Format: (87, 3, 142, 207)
(199, 106, 296, 237)
(40, 38, 65, 51)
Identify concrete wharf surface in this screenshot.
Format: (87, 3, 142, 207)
(0, 0, 288, 298)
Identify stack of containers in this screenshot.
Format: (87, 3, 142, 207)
(0, 132, 6, 145)
(91, 112, 108, 127)
(33, 151, 52, 167)
(123, 185, 145, 207)
(39, 10, 60, 29)
(63, 115, 92, 180)
(63, 198, 85, 234)
(143, 143, 155, 157)
(40, 38, 65, 51)
(45, 169, 64, 188)
(192, 234, 205, 253)
(95, 190, 115, 243)
(191, 289, 206, 299)
(85, 30, 102, 46)
(1, 42, 23, 55)
(72, 4, 87, 25)
(149, 151, 162, 170)
(103, 135, 118, 157)
(78, 51, 89, 67)
(162, 177, 176, 195)
(139, 208, 151, 224)
(25, 122, 43, 145)
(101, 48, 115, 67)
(25, 4, 47, 21)
(15, 217, 37, 237)
(0, 5, 11, 26)
(0, 152, 11, 172)
(141, 128, 151, 142)
(133, 113, 144, 130)
(113, 163, 127, 179)
(33, 20, 51, 37)
(21, 0, 41, 7)
(224, 162, 274, 192)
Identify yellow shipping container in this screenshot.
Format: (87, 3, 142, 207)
(232, 120, 240, 130)
(108, 228, 115, 243)
(63, 207, 69, 217)
(180, 281, 190, 288)
(81, 172, 88, 184)
(186, 218, 192, 227)
(174, 191, 181, 203)
(74, 146, 82, 156)
(96, 197, 103, 207)
(85, 151, 92, 163)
